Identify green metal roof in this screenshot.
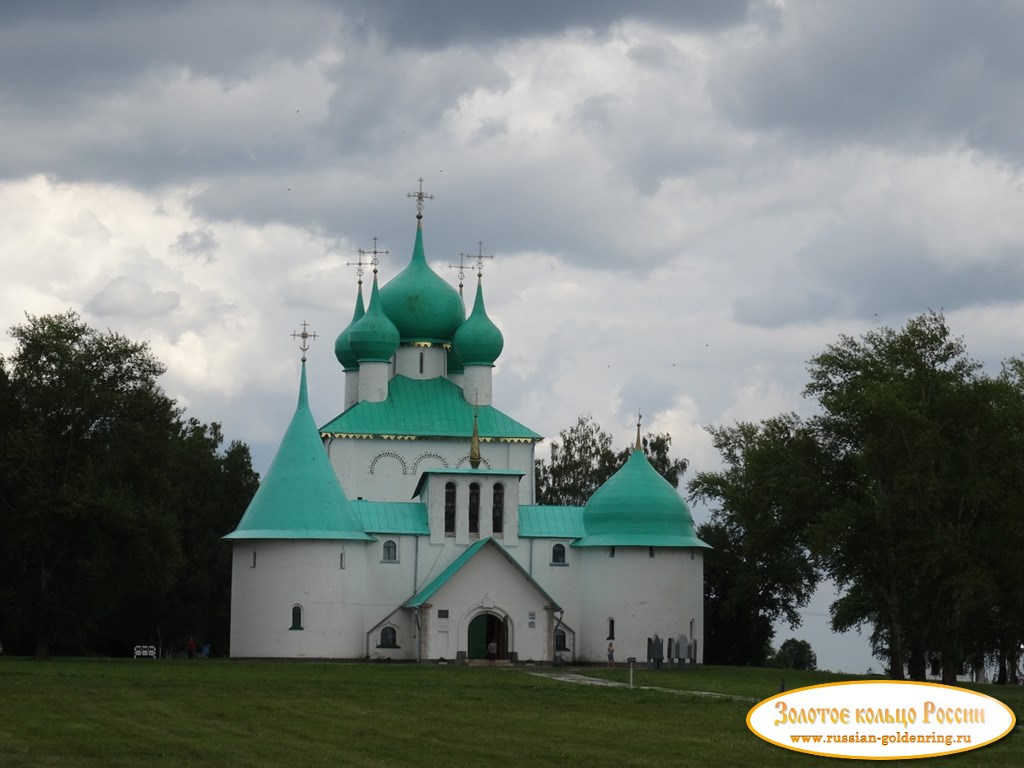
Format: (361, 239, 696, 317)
(335, 281, 365, 370)
(351, 500, 429, 534)
(575, 449, 710, 549)
(225, 363, 373, 541)
(319, 375, 542, 441)
(404, 537, 560, 609)
(379, 222, 464, 344)
(412, 468, 524, 500)
(349, 274, 400, 363)
(518, 505, 586, 538)
(453, 276, 503, 366)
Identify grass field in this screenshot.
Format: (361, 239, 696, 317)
(0, 658, 1020, 767)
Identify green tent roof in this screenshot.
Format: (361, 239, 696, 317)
(225, 363, 373, 541)
(404, 538, 560, 609)
(575, 449, 710, 548)
(319, 375, 542, 442)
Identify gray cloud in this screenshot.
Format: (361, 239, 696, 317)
(88, 276, 181, 318)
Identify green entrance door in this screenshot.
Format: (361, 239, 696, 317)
(467, 613, 507, 659)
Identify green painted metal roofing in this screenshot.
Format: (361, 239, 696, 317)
(351, 500, 428, 534)
(319, 375, 542, 441)
(379, 222, 464, 344)
(334, 281, 365, 370)
(225, 363, 373, 541)
(575, 449, 710, 549)
(349, 274, 400, 363)
(518, 505, 586, 538)
(404, 537, 560, 610)
(453, 276, 503, 366)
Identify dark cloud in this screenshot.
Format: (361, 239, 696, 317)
(350, 0, 750, 49)
(711, 1, 1024, 164)
(172, 228, 219, 260)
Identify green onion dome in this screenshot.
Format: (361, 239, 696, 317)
(577, 450, 710, 548)
(453, 276, 503, 366)
(349, 274, 400, 363)
(334, 282, 365, 370)
(379, 223, 464, 344)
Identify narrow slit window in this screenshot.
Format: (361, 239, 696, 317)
(469, 483, 480, 534)
(291, 605, 303, 630)
(445, 482, 456, 534)
(492, 483, 504, 534)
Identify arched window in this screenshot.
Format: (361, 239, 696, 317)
(607, 618, 615, 640)
(554, 629, 568, 651)
(380, 626, 398, 648)
(444, 482, 456, 535)
(551, 543, 566, 564)
(382, 539, 398, 562)
(492, 483, 504, 534)
(469, 482, 480, 534)
(290, 605, 303, 631)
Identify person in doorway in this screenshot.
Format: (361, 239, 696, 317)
(607, 641, 615, 668)
(487, 639, 497, 665)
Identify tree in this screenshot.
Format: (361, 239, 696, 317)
(0, 311, 258, 658)
(804, 311, 1024, 682)
(773, 638, 817, 671)
(688, 413, 824, 666)
(535, 415, 688, 504)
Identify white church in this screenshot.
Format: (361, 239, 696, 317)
(225, 193, 709, 664)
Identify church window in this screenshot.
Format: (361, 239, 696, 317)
(609, 546, 615, 558)
(437, 609, 449, 619)
(492, 483, 504, 534)
(290, 605, 304, 630)
(251, 550, 257, 568)
(551, 543, 566, 565)
(469, 483, 480, 534)
(379, 626, 398, 648)
(649, 547, 656, 558)
(382, 539, 398, 562)
(554, 629, 568, 652)
(607, 618, 615, 640)
(339, 551, 345, 569)
(419, 351, 424, 374)
(444, 482, 456, 535)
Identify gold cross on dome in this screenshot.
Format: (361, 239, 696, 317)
(407, 178, 434, 218)
(291, 321, 318, 362)
(471, 241, 494, 276)
(349, 236, 387, 277)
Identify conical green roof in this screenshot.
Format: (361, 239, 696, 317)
(224, 363, 373, 540)
(334, 281, 365, 370)
(350, 274, 400, 363)
(379, 223, 464, 344)
(576, 449, 709, 548)
(453, 276, 503, 366)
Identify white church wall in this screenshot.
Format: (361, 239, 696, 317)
(577, 547, 704, 664)
(229, 540, 370, 659)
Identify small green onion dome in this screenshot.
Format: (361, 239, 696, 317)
(349, 274, 400, 363)
(334, 282, 365, 370)
(453, 276, 503, 366)
(577, 449, 710, 548)
(379, 223, 464, 344)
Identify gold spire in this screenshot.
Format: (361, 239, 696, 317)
(635, 412, 642, 451)
(469, 406, 482, 469)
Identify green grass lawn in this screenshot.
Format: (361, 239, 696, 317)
(0, 658, 1019, 767)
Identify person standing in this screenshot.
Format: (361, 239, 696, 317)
(607, 641, 615, 668)
(486, 639, 497, 665)
(186, 637, 196, 660)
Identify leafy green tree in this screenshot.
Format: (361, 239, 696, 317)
(688, 413, 824, 666)
(773, 638, 817, 671)
(804, 311, 1024, 682)
(0, 311, 259, 658)
(535, 415, 687, 504)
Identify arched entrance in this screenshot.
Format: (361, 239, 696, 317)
(467, 612, 508, 660)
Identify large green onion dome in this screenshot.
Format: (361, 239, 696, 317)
(453, 276, 503, 366)
(379, 223, 464, 345)
(576, 449, 710, 548)
(334, 281, 365, 370)
(349, 274, 400, 363)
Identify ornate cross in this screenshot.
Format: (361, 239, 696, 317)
(291, 321, 318, 362)
(349, 236, 387, 278)
(407, 177, 434, 218)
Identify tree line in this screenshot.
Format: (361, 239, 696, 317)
(0, 311, 259, 658)
(538, 311, 1024, 683)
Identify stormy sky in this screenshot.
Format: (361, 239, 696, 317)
(3, 1, 1022, 672)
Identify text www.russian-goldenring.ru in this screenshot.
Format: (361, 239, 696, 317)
(790, 732, 972, 747)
